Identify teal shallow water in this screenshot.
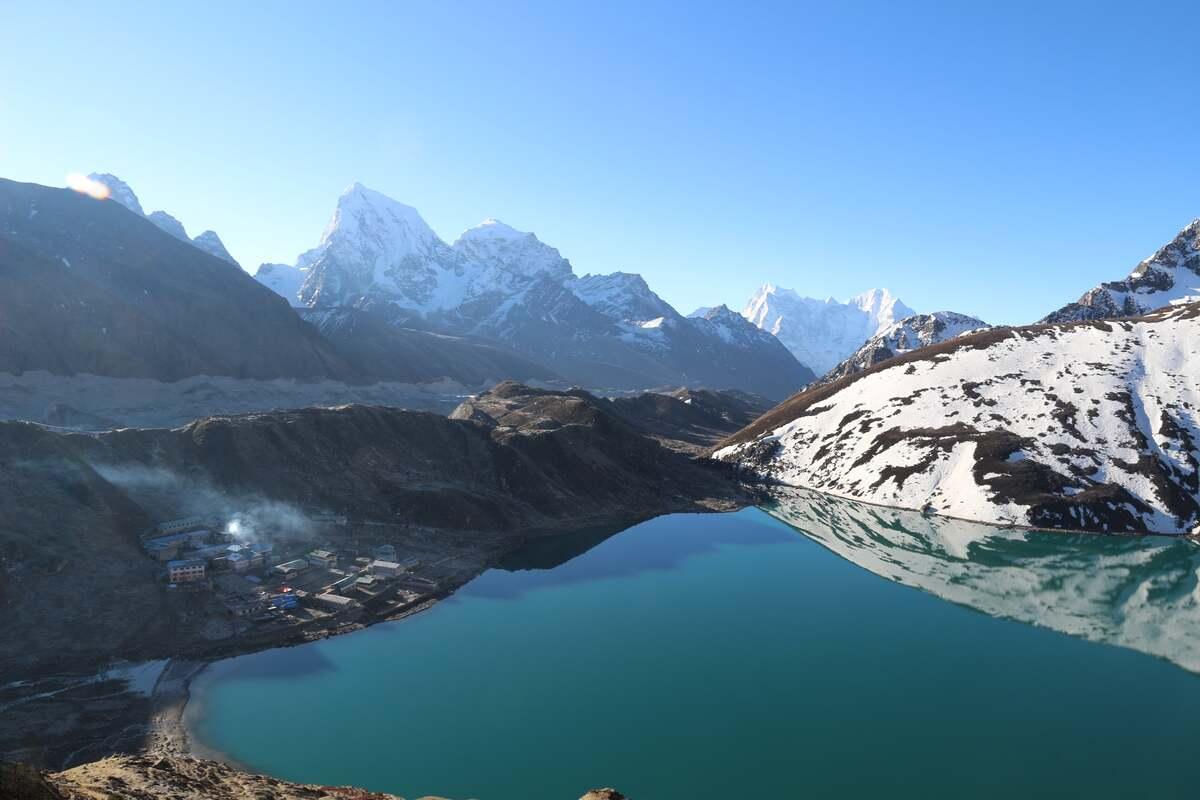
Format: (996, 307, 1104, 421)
(187, 494, 1200, 799)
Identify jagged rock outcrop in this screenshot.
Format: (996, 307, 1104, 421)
(819, 311, 988, 384)
(85, 173, 241, 267)
(1043, 219, 1200, 322)
(0, 179, 350, 381)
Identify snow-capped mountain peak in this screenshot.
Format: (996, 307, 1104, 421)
(192, 230, 239, 266)
(294, 183, 469, 310)
(86, 173, 143, 216)
(569, 271, 676, 322)
(740, 284, 915, 374)
(305, 183, 443, 264)
(147, 210, 188, 241)
(83, 172, 240, 267)
(452, 218, 573, 282)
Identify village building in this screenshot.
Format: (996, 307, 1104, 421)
(374, 544, 398, 562)
(369, 560, 402, 577)
(155, 516, 210, 536)
(315, 593, 355, 610)
(273, 559, 310, 577)
(307, 549, 337, 569)
(330, 575, 359, 593)
(167, 559, 206, 584)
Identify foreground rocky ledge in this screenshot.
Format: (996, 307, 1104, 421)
(0, 755, 629, 799)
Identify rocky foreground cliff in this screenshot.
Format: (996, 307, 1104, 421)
(0, 756, 628, 800)
(716, 303, 1200, 534)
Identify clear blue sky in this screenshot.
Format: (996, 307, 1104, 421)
(2, 1, 1197, 324)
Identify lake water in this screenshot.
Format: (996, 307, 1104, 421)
(186, 490, 1200, 799)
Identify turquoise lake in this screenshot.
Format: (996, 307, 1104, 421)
(186, 490, 1200, 799)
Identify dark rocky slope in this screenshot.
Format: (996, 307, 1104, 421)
(302, 306, 559, 385)
(0, 179, 350, 381)
(2, 384, 742, 683)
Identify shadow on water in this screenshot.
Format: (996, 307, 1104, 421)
(764, 488, 1200, 674)
(462, 508, 793, 600)
(202, 638, 341, 681)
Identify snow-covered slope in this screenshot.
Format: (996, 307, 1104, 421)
(716, 304, 1200, 534)
(1043, 219, 1200, 323)
(82, 173, 240, 267)
(766, 488, 1200, 673)
(741, 285, 915, 374)
(820, 311, 988, 383)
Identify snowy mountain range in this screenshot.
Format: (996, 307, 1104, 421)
(1042, 219, 1200, 322)
(256, 184, 815, 398)
(86, 173, 240, 267)
(716, 303, 1200, 534)
(819, 311, 989, 384)
(740, 285, 915, 374)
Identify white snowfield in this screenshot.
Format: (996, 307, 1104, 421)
(716, 304, 1200, 534)
(766, 488, 1200, 673)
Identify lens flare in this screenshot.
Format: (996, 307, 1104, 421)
(65, 173, 111, 200)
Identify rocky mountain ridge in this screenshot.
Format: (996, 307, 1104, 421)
(1043, 219, 1200, 323)
(86, 174, 240, 267)
(818, 311, 989, 384)
(0, 178, 351, 381)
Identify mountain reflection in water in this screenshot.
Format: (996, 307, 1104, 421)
(765, 489, 1200, 673)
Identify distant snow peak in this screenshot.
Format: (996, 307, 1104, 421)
(193, 230, 239, 266)
(85, 173, 143, 216)
(255, 263, 308, 307)
(453, 218, 573, 282)
(82, 172, 239, 266)
(741, 284, 915, 374)
(569, 271, 675, 323)
(147, 210, 188, 241)
(460, 218, 523, 240)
